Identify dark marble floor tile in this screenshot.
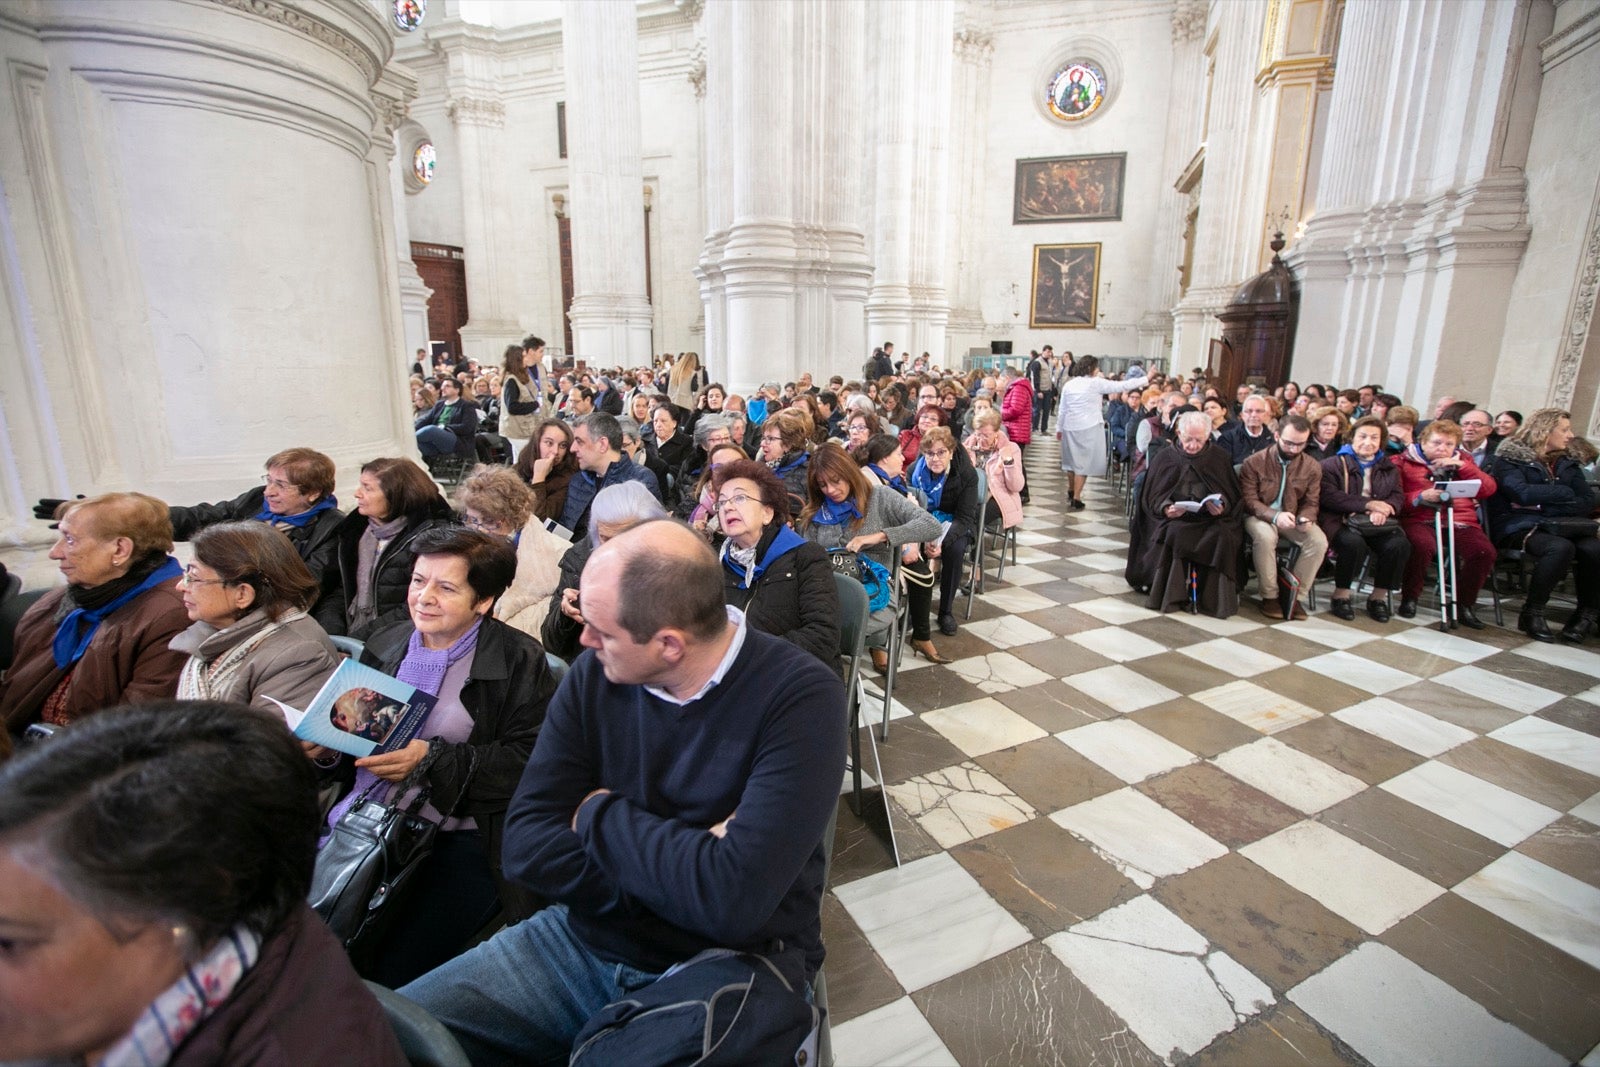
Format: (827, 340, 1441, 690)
(1137, 763, 1302, 848)
(905, 627, 999, 664)
(1250, 666, 1374, 714)
(998, 679, 1116, 732)
(1316, 788, 1501, 886)
(913, 941, 1163, 1067)
(863, 717, 968, 787)
(975, 737, 1124, 818)
(1384, 680, 1524, 734)
(881, 665, 989, 715)
(1230, 628, 1338, 665)
(1012, 636, 1113, 677)
(828, 797, 900, 886)
(1134, 653, 1239, 698)
(1274, 716, 1425, 785)
(1353, 639, 1464, 679)
(1381, 893, 1600, 1062)
(1017, 603, 1110, 637)
(820, 892, 902, 1025)
(1029, 578, 1104, 604)
(1155, 853, 1366, 995)
(1187, 1003, 1365, 1066)
(1435, 736, 1600, 810)
(1123, 614, 1220, 650)
(1539, 697, 1600, 739)
(1515, 814, 1600, 889)
(951, 817, 1140, 937)
(1474, 650, 1598, 695)
(1129, 699, 1266, 758)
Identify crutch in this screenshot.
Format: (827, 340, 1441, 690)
(1187, 562, 1199, 614)
(1433, 498, 1458, 632)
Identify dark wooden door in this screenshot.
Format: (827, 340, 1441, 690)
(411, 242, 468, 360)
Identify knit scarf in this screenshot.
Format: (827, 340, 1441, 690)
(53, 555, 181, 670)
(251, 494, 337, 528)
(909, 457, 952, 521)
(722, 525, 807, 590)
(176, 610, 303, 700)
(354, 514, 408, 619)
(809, 497, 861, 526)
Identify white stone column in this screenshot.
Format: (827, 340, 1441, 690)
(449, 87, 520, 362)
(944, 24, 994, 362)
(905, 1, 955, 364)
(864, 4, 917, 353)
(561, 0, 653, 364)
(1149, 0, 1207, 368)
(376, 67, 433, 368)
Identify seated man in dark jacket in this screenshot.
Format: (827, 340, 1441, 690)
(1218, 395, 1275, 467)
(415, 377, 480, 457)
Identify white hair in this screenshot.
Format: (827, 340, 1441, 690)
(1175, 411, 1213, 437)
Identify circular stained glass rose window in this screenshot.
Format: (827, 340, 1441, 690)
(413, 142, 435, 185)
(1046, 60, 1107, 122)
(393, 0, 426, 33)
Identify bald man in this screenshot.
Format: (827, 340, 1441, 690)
(401, 521, 846, 1065)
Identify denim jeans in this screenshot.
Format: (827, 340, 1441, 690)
(416, 425, 460, 456)
(398, 905, 661, 1067)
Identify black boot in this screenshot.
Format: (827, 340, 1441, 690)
(1563, 609, 1600, 645)
(1456, 602, 1485, 630)
(1519, 606, 1555, 643)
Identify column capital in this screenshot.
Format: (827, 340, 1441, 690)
(953, 27, 993, 64)
(448, 93, 505, 128)
(1171, 0, 1207, 43)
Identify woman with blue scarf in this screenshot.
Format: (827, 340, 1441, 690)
(906, 426, 980, 639)
(711, 459, 839, 665)
(2, 493, 190, 746)
(1317, 416, 1409, 622)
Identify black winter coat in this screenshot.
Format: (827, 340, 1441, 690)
(169, 487, 345, 606)
(1487, 439, 1597, 543)
(722, 524, 840, 666)
(314, 503, 454, 640)
(541, 537, 592, 660)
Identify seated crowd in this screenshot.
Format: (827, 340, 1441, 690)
(1, 346, 1595, 1063)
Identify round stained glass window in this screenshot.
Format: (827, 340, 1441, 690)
(393, 0, 426, 33)
(1046, 61, 1107, 122)
(413, 142, 435, 185)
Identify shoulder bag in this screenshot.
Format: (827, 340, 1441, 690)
(826, 549, 891, 612)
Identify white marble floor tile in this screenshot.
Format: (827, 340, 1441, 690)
(945, 651, 1054, 695)
(830, 998, 960, 1067)
(858, 678, 916, 719)
(1064, 551, 1128, 572)
(1074, 595, 1163, 625)
(1432, 664, 1562, 714)
(1211, 737, 1366, 813)
(1296, 650, 1420, 695)
(1276, 616, 1378, 649)
(1288, 942, 1564, 1067)
(1582, 1040, 1600, 1067)
(1510, 640, 1600, 678)
(1066, 521, 1126, 536)
(834, 852, 1032, 993)
(1571, 792, 1600, 826)
(1049, 786, 1228, 890)
(1164, 611, 1265, 637)
(1012, 529, 1062, 547)
(1061, 535, 1128, 551)
(1067, 626, 1168, 663)
(1240, 821, 1444, 934)
(1386, 626, 1501, 663)
(1192, 680, 1321, 735)
(921, 697, 1049, 757)
(1574, 683, 1600, 706)
(886, 760, 1037, 848)
(957, 614, 1055, 651)
(1070, 572, 1143, 595)
(1454, 851, 1600, 971)
(1380, 760, 1562, 847)
(1063, 664, 1181, 713)
(1044, 895, 1274, 1065)
(1007, 548, 1060, 568)
(1489, 716, 1600, 777)
(1056, 719, 1198, 784)
(989, 563, 1055, 586)
(978, 586, 1056, 614)
(1178, 637, 1289, 678)
(1332, 696, 1478, 756)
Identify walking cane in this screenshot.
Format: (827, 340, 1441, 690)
(1187, 562, 1199, 614)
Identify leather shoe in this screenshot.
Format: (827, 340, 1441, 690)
(870, 648, 889, 674)
(1456, 602, 1486, 630)
(911, 639, 951, 664)
(1259, 597, 1284, 620)
(1290, 600, 1308, 621)
(1562, 609, 1599, 644)
(1070, 498, 1086, 511)
(1519, 608, 1555, 643)
(1367, 598, 1391, 623)
(1330, 598, 1356, 621)
(1397, 598, 1418, 619)
(938, 613, 958, 636)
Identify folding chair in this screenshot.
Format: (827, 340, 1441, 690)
(879, 556, 910, 741)
(328, 635, 366, 660)
(964, 470, 989, 619)
(833, 573, 899, 867)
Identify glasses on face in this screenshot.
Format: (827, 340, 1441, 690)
(761, 434, 784, 444)
(261, 475, 296, 492)
(462, 514, 506, 532)
(923, 448, 951, 459)
(716, 491, 757, 510)
(1277, 438, 1308, 450)
(182, 565, 231, 587)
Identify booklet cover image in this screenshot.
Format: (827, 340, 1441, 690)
(268, 659, 436, 759)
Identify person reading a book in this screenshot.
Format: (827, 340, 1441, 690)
(1240, 414, 1327, 621)
(1318, 416, 1409, 622)
(0, 701, 405, 1066)
(169, 521, 342, 713)
(336, 526, 558, 988)
(1396, 419, 1498, 626)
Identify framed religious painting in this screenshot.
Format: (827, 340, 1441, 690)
(1030, 243, 1100, 329)
(1013, 153, 1126, 224)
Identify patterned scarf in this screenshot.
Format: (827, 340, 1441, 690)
(98, 925, 262, 1067)
(909, 457, 952, 522)
(809, 497, 861, 526)
(722, 526, 807, 590)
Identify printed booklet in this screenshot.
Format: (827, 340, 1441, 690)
(264, 659, 435, 759)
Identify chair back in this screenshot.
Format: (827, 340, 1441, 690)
(833, 572, 869, 670)
(328, 634, 366, 660)
(363, 980, 471, 1067)
(545, 650, 570, 687)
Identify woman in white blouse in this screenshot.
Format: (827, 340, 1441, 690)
(1056, 356, 1149, 510)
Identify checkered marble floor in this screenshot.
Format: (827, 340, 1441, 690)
(825, 440, 1600, 1066)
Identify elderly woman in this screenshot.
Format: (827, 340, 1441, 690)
(170, 522, 341, 711)
(514, 417, 580, 523)
(453, 465, 569, 640)
(846, 408, 884, 450)
(541, 482, 670, 660)
(898, 403, 947, 467)
(1056, 355, 1149, 510)
(1488, 408, 1600, 642)
(759, 408, 814, 511)
(1126, 411, 1246, 617)
(907, 426, 980, 641)
(650, 402, 695, 483)
(880, 383, 913, 431)
(1396, 419, 1498, 626)
(800, 443, 941, 671)
(0, 702, 405, 1065)
(679, 442, 750, 534)
(343, 527, 557, 986)
(1306, 405, 1349, 462)
(1385, 404, 1420, 453)
(711, 459, 840, 665)
(2, 493, 189, 743)
(966, 409, 1026, 534)
(315, 457, 453, 640)
(1318, 416, 1410, 622)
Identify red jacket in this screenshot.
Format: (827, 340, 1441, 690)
(1396, 445, 1496, 530)
(1002, 378, 1034, 445)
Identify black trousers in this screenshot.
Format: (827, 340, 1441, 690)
(1330, 525, 1410, 592)
(904, 531, 970, 638)
(1512, 531, 1600, 609)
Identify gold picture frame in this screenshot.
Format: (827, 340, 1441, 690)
(1030, 243, 1100, 328)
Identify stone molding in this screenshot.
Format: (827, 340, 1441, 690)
(1551, 178, 1600, 407)
(953, 27, 993, 64)
(1171, 0, 1207, 43)
(447, 93, 506, 127)
(210, 0, 386, 85)
(1541, 2, 1600, 73)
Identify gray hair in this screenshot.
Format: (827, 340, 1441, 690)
(575, 412, 623, 453)
(693, 414, 734, 449)
(844, 394, 876, 418)
(1175, 411, 1213, 437)
(618, 420, 643, 445)
(587, 481, 669, 548)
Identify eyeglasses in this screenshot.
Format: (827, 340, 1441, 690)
(462, 515, 507, 532)
(716, 492, 757, 509)
(261, 475, 296, 492)
(761, 434, 784, 444)
(181, 565, 233, 587)
(1277, 438, 1308, 450)
(923, 448, 951, 459)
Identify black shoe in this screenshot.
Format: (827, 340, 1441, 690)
(1456, 602, 1485, 630)
(1070, 498, 1086, 511)
(938, 613, 958, 636)
(1398, 598, 1417, 619)
(1519, 608, 1555, 643)
(1561, 609, 1598, 644)
(1330, 598, 1356, 621)
(1367, 598, 1391, 623)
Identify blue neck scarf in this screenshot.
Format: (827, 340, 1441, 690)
(252, 494, 337, 528)
(910, 457, 951, 519)
(52, 556, 182, 669)
(722, 525, 808, 589)
(867, 464, 908, 493)
(1335, 444, 1380, 473)
(810, 497, 861, 526)
(773, 452, 808, 477)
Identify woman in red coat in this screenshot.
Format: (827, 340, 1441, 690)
(1395, 419, 1498, 627)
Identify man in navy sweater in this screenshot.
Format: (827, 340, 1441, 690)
(400, 521, 847, 1066)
